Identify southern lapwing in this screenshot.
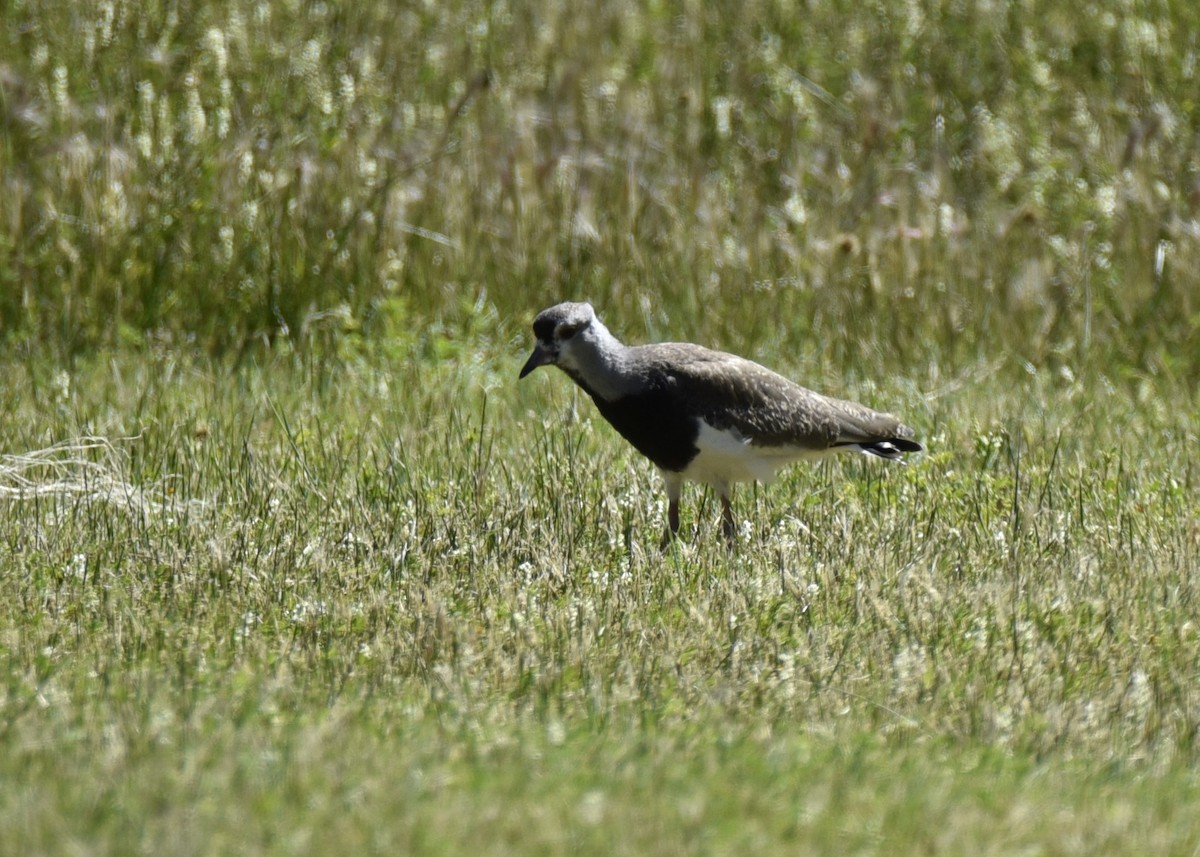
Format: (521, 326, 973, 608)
(519, 302, 922, 542)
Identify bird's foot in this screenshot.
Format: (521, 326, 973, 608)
(720, 496, 737, 548)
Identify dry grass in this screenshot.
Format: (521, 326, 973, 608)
(0, 436, 211, 518)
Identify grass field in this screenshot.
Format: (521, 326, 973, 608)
(3, 0, 1200, 853)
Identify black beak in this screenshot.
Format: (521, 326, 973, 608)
(519, 344, 554, 379)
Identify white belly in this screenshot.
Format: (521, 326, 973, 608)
(679, 420, 833, 487)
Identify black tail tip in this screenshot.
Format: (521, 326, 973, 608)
(858, 437, 923, 461)
(890, 437, 923, 454)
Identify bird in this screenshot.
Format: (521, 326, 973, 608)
(519, 301, 922, 543)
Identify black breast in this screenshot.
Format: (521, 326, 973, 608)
(588, 388, 699, 473)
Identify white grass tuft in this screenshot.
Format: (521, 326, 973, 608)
(0, 436, 209, 516)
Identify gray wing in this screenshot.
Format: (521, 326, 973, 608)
(635, 343, 914, 450)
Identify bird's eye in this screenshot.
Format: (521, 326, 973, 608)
(557, 322, 583, 339)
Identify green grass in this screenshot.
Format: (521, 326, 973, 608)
(3, 0, 1200, 853)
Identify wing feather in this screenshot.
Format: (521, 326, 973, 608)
(629, 343, 913, 450)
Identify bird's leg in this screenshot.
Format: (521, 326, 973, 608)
(659, 499, 681, 550)
(720, 492, 736, 544)
(660, 473, 683, 549)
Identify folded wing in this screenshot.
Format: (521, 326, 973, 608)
(635, 344, 919, 453)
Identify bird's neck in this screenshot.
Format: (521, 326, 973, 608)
(563, 321, 636, 401)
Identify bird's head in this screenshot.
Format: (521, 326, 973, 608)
(519, 302, 598, 379)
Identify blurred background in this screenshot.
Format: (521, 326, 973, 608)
(3, 0, 1197, 386)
